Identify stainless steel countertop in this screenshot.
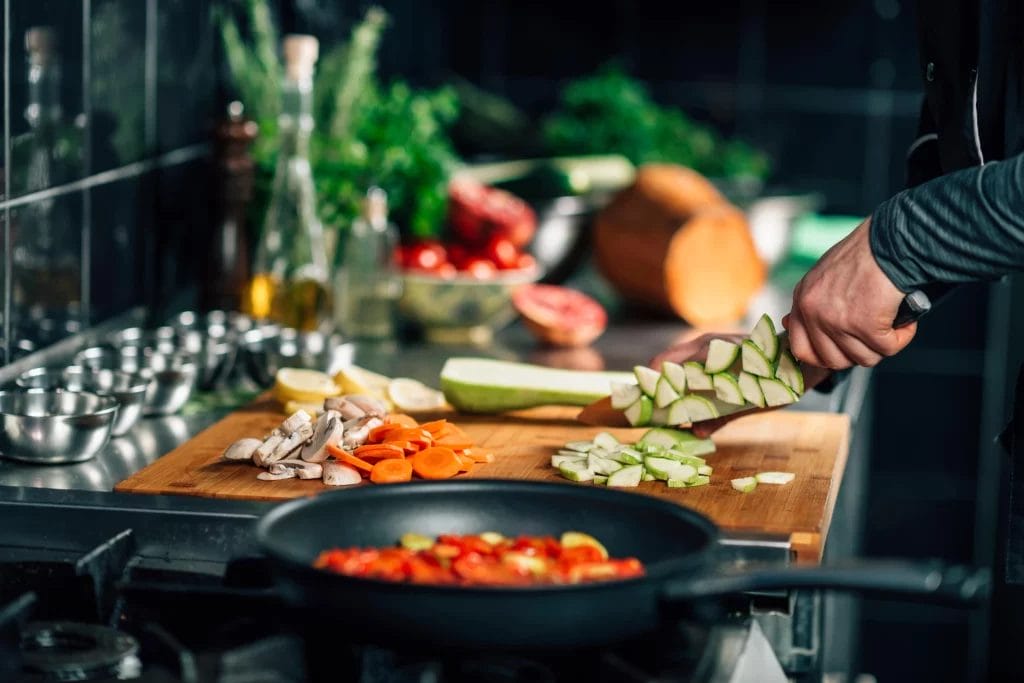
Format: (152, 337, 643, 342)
(0, 281, 865, 500)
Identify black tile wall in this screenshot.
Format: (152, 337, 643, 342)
(1, 0, 219, 360)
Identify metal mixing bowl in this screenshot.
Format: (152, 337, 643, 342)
(0, 389, 119, 464)
(241, 326, 354, 387)
(140, 350, 198, 416)
(74, 345, 147, 374)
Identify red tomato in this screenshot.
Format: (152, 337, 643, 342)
(453, 555, 529, 586)
(406, 241, 447, 271)
(434, 263, 457, 279)
(515, 253, 537, 271)
(462, 258, 497, 279)
(559, 545, 606, 564)
(485, 237, 520, 270)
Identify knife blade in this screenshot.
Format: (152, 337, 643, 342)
(577, 288, 940, 428)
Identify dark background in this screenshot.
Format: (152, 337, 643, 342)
(0, 1, 1015, 680)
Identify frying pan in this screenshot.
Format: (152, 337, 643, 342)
(256, 480, 988, 650)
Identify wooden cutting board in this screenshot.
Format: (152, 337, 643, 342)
(116, 398, 850, 562)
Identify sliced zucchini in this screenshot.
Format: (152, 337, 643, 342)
(564, 441, 594, 453)
(741, 340, 774, 378)
(592, 432, 619, 451)
(697, 464, 713, 476)
(641, 471, 656, 482)
(593, 475, 609, 485)
(559, 461, 594, 482)
(610, 381, 642, 410)
(775, 350, 804, 396)
(731, 476, 757, 493)
(667, 439, 716, 457)
(551, 454, 587, 468)
(644, 456, 697, 482)
(755, 471, 796, 485)
(737, 371, 767, 408)
(654, 377, 680, 409)
(681, 395, 719, 422)
(624, 396, 654, 426)
(587, 454, 623, 476)
(610, 447, 644, 465)
(633, 365, 662, 397)
(713, 373, 745, 406)
(704, 339, 740, 374)
(638, 427, 695, 450)
(650, 406, 671, 426)
(684, 361, 714, 391)
(749, 313, 779, 362)
(606, 464, 643, 488)
(662, 451, 707, 467)
(667, 399, 691, 426)
(661, 361, 687, 393)
(668, 474, 709, 488)
(758, 377, 798, 407)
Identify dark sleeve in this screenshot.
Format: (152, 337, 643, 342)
(870, 151, 1024, 292)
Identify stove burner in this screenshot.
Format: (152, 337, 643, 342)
(21, 621, 141, 681)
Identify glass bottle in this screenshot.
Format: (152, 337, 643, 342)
(333, 187, 401, 339)
(243, 34, 330, 331)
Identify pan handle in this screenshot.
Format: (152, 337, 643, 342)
(662, 560, 990, 608)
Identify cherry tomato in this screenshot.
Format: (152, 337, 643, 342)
(485, 237, 520, 270)
(463, 258, 497, 279)
(406, 241, 447, 271)
(434, 263, 457, 279)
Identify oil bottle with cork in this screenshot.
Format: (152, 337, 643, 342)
(243, 34, 331, 331)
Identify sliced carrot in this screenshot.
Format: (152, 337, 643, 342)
(456, 453, 475, 472)
(419, 419, 449, 435)
(355, 444, 406, 460)
(460, 447, 495, 464)
(411, 447, 461, 480)
(385, 441, 416, 454)
(433, 435, 474, 450)
(386, 428, 433, 448)
(370, 458, 413, 484)
(326, 444, 373, 473)
(368, 423, 404, 443)
(386, 414, 419, 428)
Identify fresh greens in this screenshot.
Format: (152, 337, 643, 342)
(541, 64, 770, 181)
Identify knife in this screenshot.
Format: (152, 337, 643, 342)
(577, 287, 946, 428)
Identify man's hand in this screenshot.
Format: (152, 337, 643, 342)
(783, 216, 917, 370)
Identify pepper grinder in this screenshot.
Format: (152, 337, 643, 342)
(201, 101, 259, 313)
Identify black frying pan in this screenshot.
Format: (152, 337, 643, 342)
(256, 480, 988, 650)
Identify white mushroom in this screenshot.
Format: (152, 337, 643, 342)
(322, 461, 362, 486)
(345, 395, 388, 418)
(253, 434, 286, 467)
(269, 459, 323, 479)
(267, 421, 314, 463)
(301, 411, 344, 463)
(280, 409, 313, 435)
(257, 469, 296, 481)
(324, 396, 366, 421)
(222, 438, 263, 462)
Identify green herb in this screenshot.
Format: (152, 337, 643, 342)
(216, 2, 459, 241)
(542, 64, 769, 181)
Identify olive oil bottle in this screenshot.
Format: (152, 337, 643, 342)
(243, 35, 331, 331)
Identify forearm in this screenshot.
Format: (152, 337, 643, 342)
(871, 152, 1024, 291)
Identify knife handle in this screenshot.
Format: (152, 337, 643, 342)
(893, 290, 932, 328)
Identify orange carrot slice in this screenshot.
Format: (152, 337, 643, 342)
(456, 453, 475, 472)
(387, 428, 432, 448)
(419, 419, 449, 435)
(327, 444, 373, 473)
(411, 447, 461, 480)
(368, 423, 404, 443)
(355, 444, 405, 459)
(460, 447, 495, 464)
(370, 458, 413, 484)
(386, 414, 419, 428)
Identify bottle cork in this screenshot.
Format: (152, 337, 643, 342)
(282, 34, 319, 82)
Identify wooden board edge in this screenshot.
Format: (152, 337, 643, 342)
(815, 412, 852, 558)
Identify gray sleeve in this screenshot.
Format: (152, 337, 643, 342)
(870, 152, 1024, 292)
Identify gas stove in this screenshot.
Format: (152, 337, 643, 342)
(0, 496, 766, 683)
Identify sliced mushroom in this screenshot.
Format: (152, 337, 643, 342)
(267, 421, 314, 463)
(222, 437, 263, 462)
(271, 459, 324, 480)
(342, 424, 371, 451)
(322, 461, 362, 486)
(345, 395, 388, 418)
(280, 409, 313, 435)
(257, 469, 296, 481)
(253, 434, 286, 467)
(361, 416, 384, 433)
(324, 396, 365, 421)
(301, 411, 344, 463)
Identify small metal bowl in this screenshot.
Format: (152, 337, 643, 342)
(140, 350, 197, 416)
(0, 389, 119, 464)
(241, 326, 354, 388)
(15, 367, 66, 391)
(74, 345, 147, 374)
(63, 366, 150, 437)
(109, 326, 177, 353)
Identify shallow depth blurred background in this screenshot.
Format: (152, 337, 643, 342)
(0, 1, 1018, 679)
